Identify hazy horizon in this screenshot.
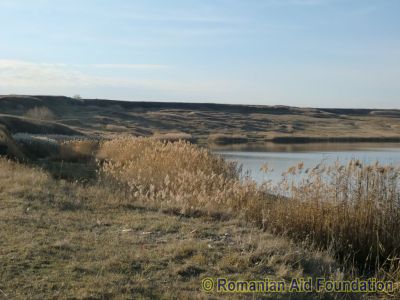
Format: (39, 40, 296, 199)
(1, 0, 399, 109)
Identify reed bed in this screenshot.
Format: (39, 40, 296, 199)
(97, 137, 265, 221)
(266, 160, 400, 275)
(97, 136, 400, 279)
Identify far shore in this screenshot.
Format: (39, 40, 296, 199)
(206, 135, 400, 146)
(1, 95, 400, 148)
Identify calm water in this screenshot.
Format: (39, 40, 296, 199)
(212, 143, 400, 184)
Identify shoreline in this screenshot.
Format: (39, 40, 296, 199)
(267, 136, 400, 144)
(206, 136, 400, 146)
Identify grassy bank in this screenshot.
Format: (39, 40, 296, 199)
(0, 157, 339, 299)
(1, 136, 399, 298)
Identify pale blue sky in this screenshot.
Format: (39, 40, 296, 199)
(0, 0, 399, 108)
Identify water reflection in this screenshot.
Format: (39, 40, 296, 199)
(212, 143, 400, 184)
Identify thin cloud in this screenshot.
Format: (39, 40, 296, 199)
(91, 64, 169, 70)
(0, 59, 93, 87)
(0, 59, 224, 92)
(0, 59, 168, 88)
(0, 59, 243, 100)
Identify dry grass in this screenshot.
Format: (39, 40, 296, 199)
(0, 157, 342, 299)
(97, 137, 400, 286)
(2, 135, 399, 298)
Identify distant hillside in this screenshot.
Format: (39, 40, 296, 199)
(1, 95, 400, 144)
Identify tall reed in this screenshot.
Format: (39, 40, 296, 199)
(97, 137, 265, 220)
(265, 160, 400, 274)
(97, 136, 400, 276)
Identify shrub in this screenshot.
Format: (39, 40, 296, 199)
(24, 107, 55, 120)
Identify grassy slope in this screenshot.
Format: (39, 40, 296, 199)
(0, 159, 340, 299)
(1, 95, 400, 143)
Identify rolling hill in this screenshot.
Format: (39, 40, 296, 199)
(1, 95, 400, 144)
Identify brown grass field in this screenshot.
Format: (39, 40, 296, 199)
(1, 95, 400, 144)
(1, 95, 400, 299)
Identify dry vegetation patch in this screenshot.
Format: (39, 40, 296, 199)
(24, 106, 56, 120)
(0, 158, 341, 299)
(1, 135, 399, 298)
(97, 136, 400, 290)
(265, 161, 400, 277)
(97, 137, 265, 222)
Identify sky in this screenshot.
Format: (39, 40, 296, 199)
(0, 0, 399, 108)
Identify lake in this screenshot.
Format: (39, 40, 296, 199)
(212, 143, 400, 184)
